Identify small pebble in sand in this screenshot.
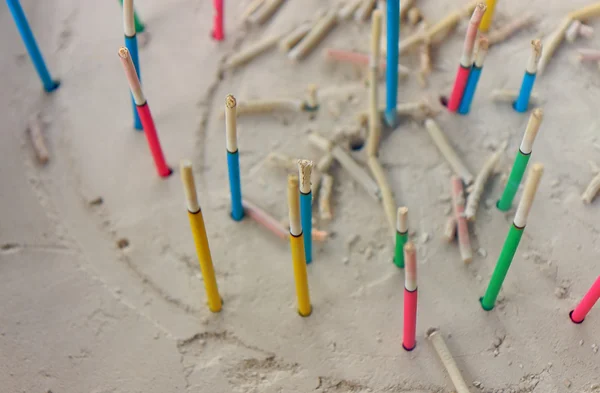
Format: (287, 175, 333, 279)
(346, 234, 360, 249)
(473, 381, 483, 388)
(116, 238, 129, 249)
(477, 248, 487, 258)
(564, 379, 572, 388)
(476, 275, 483, 282)
(342, 257, 350, 265)
(518, 363, 523, 368)
(508, 361, 513, 366)
(493, 349, 499, 357)
(550, 178, 561, 188)
(420, 232, 430, 244)
(364, 246, 374, 259)
(554, 286, 567, 299)
(592, 343, 598, 353)
(579, 339, 584, 346)
(591, 383, 600, 390)
(89, 197, 103, 206)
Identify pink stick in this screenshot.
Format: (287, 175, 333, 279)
(570, 275, 600, 323)
(403, 242, 417, 351)
(460, 3, 487, 67)
(324, 48, 387, 73)
(212, 0, 224, 40)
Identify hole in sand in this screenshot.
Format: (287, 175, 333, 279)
(439, 95, 448, 107)
(117, 238, 130, 249)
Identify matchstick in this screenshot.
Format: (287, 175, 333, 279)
(443, 216, 458, 242)
(417, 22, 432, 88)
(451, 176, 473, 263)
(289, 9, 338, 61)
(426, 328, 472, 393)
(447, 3, 487, 112)
(582, 172, 600, 204)
(279, 22, 312, 52)
(339, 0, 363, 20)
(403, 242, 418, 351)
(118, 0, 145, 33)
(303, 84, 319, 111)
(490, 89, 541, 105)
(118, 47, 171, 177)
(7, 0, 60, 93)
(570, 276, 600, 323)
(488, 14, 535, 46)
(367, 155, 397, 236)
(481, 163, 544, 310)
(464, 144, 505, 221)
(355, 99, 439, 125)
(514, 39, 542, 113)
(212, 0, 225, 40)
(393, 207, 409, 268)
(247, 0, 284, 25)
(180, 160, 222, 313)
(240, 0, 266, 23)
(318, 174, 334, 221)
(355, 0, 377, 21)
(568, 2, 600, 21)
(323, 48, 411, 78)
(479, 0, 497, 32)
(538, 17, 572, 76)
(225, 95, 244, 221)
(225, 34, 281, 69)
(458, 36, 490, 115)
(123, 0, 143, 130)
(385, 0, 400, 127)
(27, 114, 49, 165)
(497, 108, 543, 211)
(298, 160, 314, 263)
(308, 132, 381, 201)
(399, 0, 415, 21)
(368, 9, 383, 155)
(219, 98, 305, 117)
(424, 119, 474, 185)
(287, 175, 312, 317)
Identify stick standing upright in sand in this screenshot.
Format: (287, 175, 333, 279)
(367, 9, 382, 156)
(458, 36, 489, 115)
(298, 160, 314, 263)
(452, 176, 472, 263)
(570, 276, 600, 323)
(393, 207, 409, 268)
(384, 0, 400, 126)
(403, 242, 418, 351)
(482, 163, 544, 310)
(497, 108, 542, 211)
(287, 175, 312, 317)
(225, 95, 244, 221)
(123, 0, 143, 130)
(514, 39, 542, 112)
(180, 160, 222, 312)
(479, 0, 497, 32)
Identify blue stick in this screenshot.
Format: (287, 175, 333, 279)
(6, 0, 59, 92)
(299, 191, 312, 264)
(458, 65, 482, 115)
(384, 0, 400, 127)
(125, 35, 143, 130)
(227, 150, 244, 221)
(513, 71, 536, 113)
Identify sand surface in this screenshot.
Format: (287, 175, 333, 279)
(1, 0, 599, 392)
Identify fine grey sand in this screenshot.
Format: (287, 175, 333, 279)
(1, 0, 599, 392)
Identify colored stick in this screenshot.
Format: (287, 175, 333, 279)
(458, 36, 489, 115)
(287, 175, 312, 317)
(570, 275, 600, 323)
(225, 95, 244, 221)
(118, 47, 171, 177)
(402, 242, 418, 351)
(180, 161, 222, 313)
(393, 207, 409, 268)
(497, 108, 543, 211)
(6, 0, 60, 92)
(384, 0, 400, 127)
(514, 40, 542, 113)
(118, 0, 145, 33)
(298, 160, 314, 264)
(447, 3, 487, 112)
(123, 0, 143, 130)
(212, 0, 224, 40)
(479, 0, 497, 32)
(482, 163, 544, 311)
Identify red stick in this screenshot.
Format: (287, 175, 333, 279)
(446, 65, 471, 112)
(136, 103, 172, 177)
(451, 176, 472, 263)
(212, 0, 224, 41)
(570, 275, 600, 323)
(403, 242, 417, 351)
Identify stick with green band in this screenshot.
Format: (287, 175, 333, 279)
(393, 206, 409, 268)
(482, 163, 544, 310)
(118, 0, 145, 33)
(497, 108, 543, 211)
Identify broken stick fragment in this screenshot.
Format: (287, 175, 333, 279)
(443, 216, 457, 242)
(451, 176, 472, 263)
(247, 0, 284, 25)
(367, 155, 397, 237)
(279, 21, 312, 52)
(464, 143, 506, 221)
(318, 174, 334, 221)
(289, 9, 338, 61)
(538, 16, 572, 75)
(424, 119, 474, 185)
(582, 172, 600, 204)
(28, 115, 49, 165)
(354, 0, 377, 21)
(219, 98, 305, 118)
(426, 328, 472, 393)
(487, 14, 534, 46)
(225, 34, 281, 69)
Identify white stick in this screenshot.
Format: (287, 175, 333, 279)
(464, 144, 505, 221)
(519, 108, 543, 154)
(582, 172, 600, 204)
(27, 114, 49, 165)
(225, 35, 281, 69)
(490, 89, 541, 105)
(566, 20, 582, 43)
(123, 0, 136, 37)
(399, 0, 415, 20)
(289, 10, 338, 61)
(287, 175, 302, 236)
(443, 216, 457, 242)
(297, 159, 313, 194)
(225, 95, 238, 152)
(404, 241, 417, 291)
(318, 174, 334, 220)
(426, 328, 472, 393)
(424, 119, 474, 185)
(180, 160, 200, 213)
(397, 206, 408, 233)
(474, 36, 489, 67)
(526, 39, 543, 74)
(513, 163, 544, 228)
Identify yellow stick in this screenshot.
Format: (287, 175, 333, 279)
(181, 160, 222, 313)
(479, 0, 497, 32)
(287, 175, 312, 317)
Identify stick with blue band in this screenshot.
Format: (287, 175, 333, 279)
(458, 36, 489, 115)
(513, 39, 542, 113)
(225, 95, 244, 221)
(298, 160, 314, 264)
(7, 0, 60, 92)
(384, 0, 400, 127)
(123, 0, 143, 130)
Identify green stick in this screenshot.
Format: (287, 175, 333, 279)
(496, 150, 530, 211)
(393, 230, 408, 268)
(480, 224, 524, 310)
(118, 0, 146, 33)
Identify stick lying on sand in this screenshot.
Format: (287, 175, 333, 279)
(279, 21, 312, 52)
(399, 0, 415, 20)
(338, 0, 363, 20)
(538, 17, 572, 76)
(566, 20, 594, 43)
(582, 172, 600, 204)
(443, 216, 458, 242)
(218, 98, 305, 117)
(357, 99, 437, 126)
(27, 114, 49, 165)
(424, 119, 474, 185)
(576, 48, 600, 62)
(426, 328, 472, 393)
(247, 0, 284, 25)
(367, 9, 383, 157)
(289, 9, 338, 61)
(225, 34, 282, 69)
(318, 174, 334, 221)
(241, 0, 266, 23)
(451, 176, 472, 263)
(488, 14, 535, 46)
(490, 89, 541, 105)
(464, 143, 505, 221)
(355, 0, 377, 21)
(323, 48, 411, 78)
(367, 155, 398, 236)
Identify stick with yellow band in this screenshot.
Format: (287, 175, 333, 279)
(180, 160, 222, 313)
(287, 174, 312, 317)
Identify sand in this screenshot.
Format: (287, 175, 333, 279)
(1, 0, 599, 392)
